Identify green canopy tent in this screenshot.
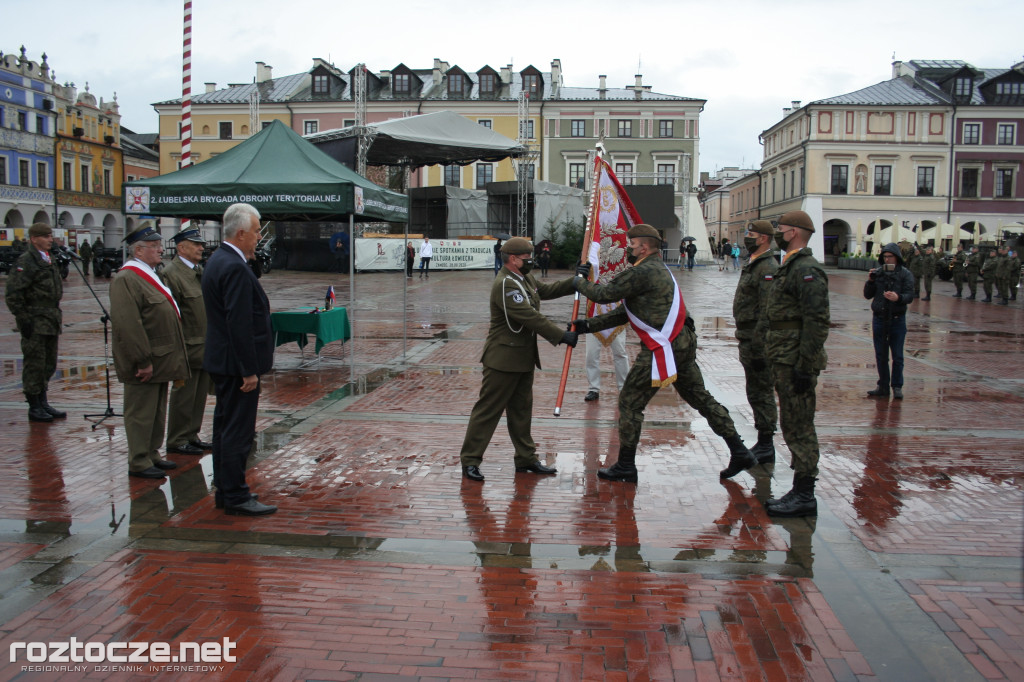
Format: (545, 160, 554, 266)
(123, 119, 408, 223)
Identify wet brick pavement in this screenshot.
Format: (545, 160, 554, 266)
(0, 263, 1021, 681)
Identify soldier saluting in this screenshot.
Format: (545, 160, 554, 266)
(4, 223, 67, 422)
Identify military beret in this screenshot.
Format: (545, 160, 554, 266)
(778, 210, 815, 233)
(627, 223, 660, 240)
(28, 223, 52, 238)
(500, 237, 534, 255)
(173, 227, 205, 244)
(747, 220, 775, 236)
(123, 222, 162, 244)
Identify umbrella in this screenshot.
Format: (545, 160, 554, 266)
(496, 232, 512, 240)
(681, 236, 697, 241)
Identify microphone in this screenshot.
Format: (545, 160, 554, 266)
(59, 245, 82, 261)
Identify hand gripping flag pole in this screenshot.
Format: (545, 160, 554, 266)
(553, 148, 604, 416)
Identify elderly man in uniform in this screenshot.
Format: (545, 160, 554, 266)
(763, 211, 830, 517)
(110, 223, 190, 479)
(571, 224, 756, 483)
(163, 228, 213, 456)
(733, 220, 779, 464)
(459, 237, 579, 482)
(5, 223, 67, 422)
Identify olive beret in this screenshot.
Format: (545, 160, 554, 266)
(747, 220, 775, 236)
(627, 223, 660, 240)
(500, 237, 534, 255)
(28, 223, 52, 238)
(778, 210, 815, 233)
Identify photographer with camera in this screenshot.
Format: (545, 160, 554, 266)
(864, 243, 915, 400)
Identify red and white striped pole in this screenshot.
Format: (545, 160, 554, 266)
(180, 0, 192, 230)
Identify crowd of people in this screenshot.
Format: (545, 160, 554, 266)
(4, 207, 1020, 522)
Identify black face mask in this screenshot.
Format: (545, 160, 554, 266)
(775, 231, 789, 250)
(518, 258, 534, 274)
(744, 237, 759, 253)
(625, 247, 637, 265)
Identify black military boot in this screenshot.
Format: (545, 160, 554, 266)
(967, 293, 976, 300)
(766, 475, 817, 517)
(749, 431, 775, 464)
(719, 435, 757, 479)
(867, 383, 889, 397)
(997, 298, 1008, 306)
(26, 394, 53, 423)
(39, 390, 67, 419)
(952, 292, 962, 298)
(597, 446, 638, 483)
(982, 296, 992, 302)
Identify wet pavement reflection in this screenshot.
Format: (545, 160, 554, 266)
(0, 266, 1020, 680)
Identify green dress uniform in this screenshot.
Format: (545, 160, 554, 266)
(110, 260, 190, 474)
(458, 267, 576, 469)
(965, 250, 981, 298)
(162, 256, 210, 449)
(576, 251, 742, 453)
(920, 251, 938, 299)
(765, 247, 830, 480)
(981, 254, 999, 301)
(4, 245, 63, 416)
(951, 249, 968, 296)
(733, 250, 779, 445)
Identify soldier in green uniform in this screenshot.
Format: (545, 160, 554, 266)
(4, 223, 67, 422)
(1008, 249, 1020, 302)
(950, 243, 968, 297)
(162, 228, 212, 455)
(995, 244, 1012, 305)
(980, 248, 999, 302)
(571, 224, 756, 483)
(12, 236, 26, 252)
(78, 238, 92, 276)
(919, 244, 938, 301)
(458, 237, 579, 482)
(908, 244, 924, 298)
(763, 211, 830, 517)
(733, 220, 778, 464)
(110, 224, 190, 479)
(965, 244, 981, 300)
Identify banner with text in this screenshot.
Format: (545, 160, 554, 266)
(354, 238, 496, 271)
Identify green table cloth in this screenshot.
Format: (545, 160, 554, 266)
(271, 307, 350, 354)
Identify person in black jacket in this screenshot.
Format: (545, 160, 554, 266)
(203, 203, 277, 516)
(863, 243, 915, 400)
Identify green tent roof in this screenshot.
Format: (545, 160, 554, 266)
(124, 120, 408, 222)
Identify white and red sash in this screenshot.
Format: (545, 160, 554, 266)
(120, 262, 181, 319)
(623, 265, 686, 387)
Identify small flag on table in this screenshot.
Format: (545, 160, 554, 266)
(325, 285, 336, 310)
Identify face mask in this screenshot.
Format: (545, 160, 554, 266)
(518, 258, 534, 274)
(625, 247, 637, 265)
(744, 237, 759, 253)
(774, 232, 788, 250)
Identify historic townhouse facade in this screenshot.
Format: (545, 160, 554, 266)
(0, 47, 56, 244)
(153, 58, 705, 239)
(758, 59, 1024, 258)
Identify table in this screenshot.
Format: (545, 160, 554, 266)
(271, 307, 350, 355)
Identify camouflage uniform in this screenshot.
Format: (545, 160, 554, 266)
(576, 251, 740, 451)
(908, 249, 924, 297)
(981, 253, 999, 301)
(1008, 253, 1020, 301)
(765, 248, 830, 479)
(965, 249, 981, 298)
(995, 250, 1012, 302)
(733, 251, 778, 437)
(78, 240, 92, 276)
(459, 268, 576, 469)
(951, 248, 968, 296)
(920, 250, 938, 298)
(4, 246, 63, 397)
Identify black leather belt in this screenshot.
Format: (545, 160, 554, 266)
(769, 320, 802, 331)
(736, 321, 757, 331)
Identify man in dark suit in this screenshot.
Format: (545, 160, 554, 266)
(203, 203, 277, 516)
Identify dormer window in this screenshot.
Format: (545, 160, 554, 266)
(312, 73, 329, 95)
(394, 73, 410, 95)
(523, 74, 540, 97)
(479, 73, 495, 95)
(954, 77, 972, 100)
(448, 73, 464, 97)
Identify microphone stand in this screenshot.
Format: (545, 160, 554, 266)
(63, 248, 122, 428)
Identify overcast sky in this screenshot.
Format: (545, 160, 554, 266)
(8, 0, 1022, 175)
